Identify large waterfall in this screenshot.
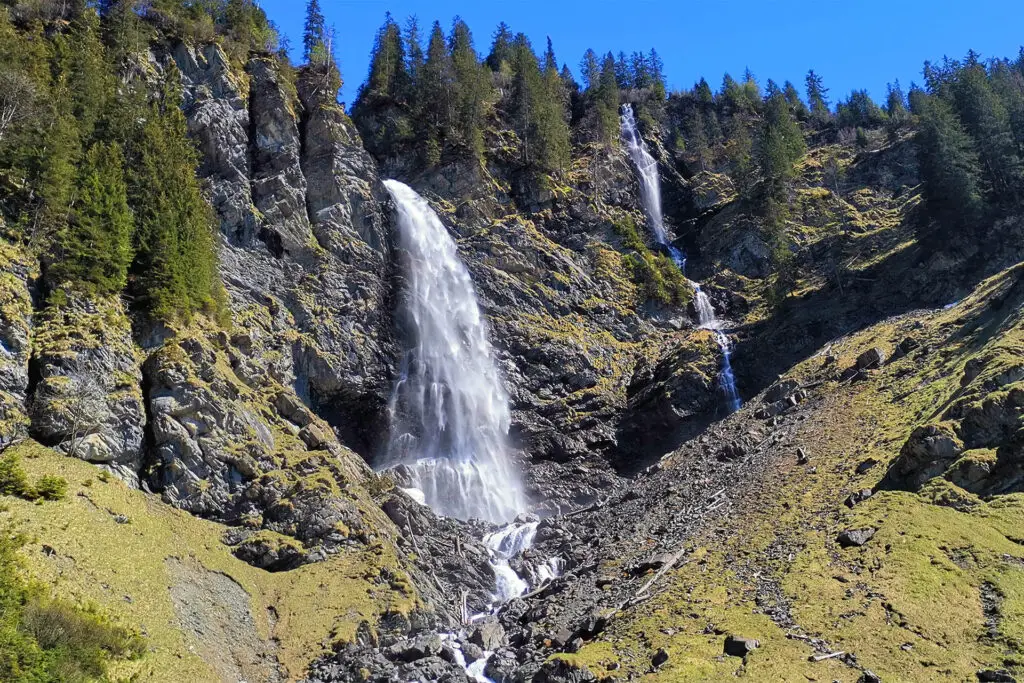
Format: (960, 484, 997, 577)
(619, 104, 742, 412)
(382, 180, 526, 523)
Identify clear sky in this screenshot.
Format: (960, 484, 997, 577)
(258, 0, 1024, 109)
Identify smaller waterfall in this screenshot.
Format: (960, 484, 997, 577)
(619, 106, 742, 413)
(382, 180, 526, 523)
(692, 288, 742, 413)
(620, 104, 667, 243)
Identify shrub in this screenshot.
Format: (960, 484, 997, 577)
(0, 453, 32, 498)
(34, 476, 67, 501)
(0, 532, 145, 682)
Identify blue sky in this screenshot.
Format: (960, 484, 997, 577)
(259, 0, 1024, 108)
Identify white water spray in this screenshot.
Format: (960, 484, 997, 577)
(619, 105, 742, 412)
(382, 180, 526, 523)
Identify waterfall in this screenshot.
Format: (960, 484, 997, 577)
(620, 104, 667, 243)
(693, 288, 743, 413)
(382, 180, 526, 523)
(619, 105, 742, 413)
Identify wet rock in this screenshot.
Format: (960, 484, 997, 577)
(483, 647, 519, 682)
(838, 528, 877, 548)
(723, 635, 759, 657)
(461, 642, 484, 664)
(468, 617, 506, 651)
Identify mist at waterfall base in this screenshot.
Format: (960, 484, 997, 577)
(620, 104, 742, 413)
(381, 179, 526, 524)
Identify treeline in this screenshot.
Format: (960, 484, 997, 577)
(347, 9, 666, 175)
(0, 1, 271, 323)
(912, 51, 1024, 239)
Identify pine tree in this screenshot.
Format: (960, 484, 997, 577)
(596, 52, 620, 145)
(130, 72, 223, 323)
(648, 49, 666, 100)
(416, 21, 454, 165)
(614, 52, 631, 89)
(759, 91, 806, 202)
(783, 81, 808, 120)
(404, 16, 425, 86)
(50, 142, 133, 294)
(885, 81, 909, 124)
(449, 18, 492, 162)
(952, 63, 1023, 201)
(363, 13, 408, 102)
(836, 90, 886, 129)
(486, 22, 513, 73)
(303, 0, 326, 63)
(579, 49, 600, 91)
(805, 69, 830, 125)
(916, 94, 985, 234)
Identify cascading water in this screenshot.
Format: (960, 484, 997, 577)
(693, 288, 743, 413)
(382, 179, 526, 523)
(619, 104, 742, 412)
(620, 103, 667, 244)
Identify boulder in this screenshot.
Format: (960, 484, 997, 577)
(468, 617, 506, 651)
(883, 423, 963, 490)
(856, 347, 886, 370)
(838, 528, 877, 548)
(724, 635, 759, 657)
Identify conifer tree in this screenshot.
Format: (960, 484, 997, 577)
(130, 73, 222, 323)
(449, 18, 492, 162)
(805, 69, 830, 125)
(486, 22, 513, 73)
(885, 81, 909, 124)
(416, 21, 454, 165)
(579, 49, 600, 91)
(596, 52, 620, 145)
(50, 142, 133, 294)
(404, 16, 424, 86)
(303, 0, 326, 63)
(614, 52, 631, 88)
(783, 81, 808, 120)
(759, 91, 806, 201)
(916, 94, 985, 234)
(363, 13, 408, 101)
(952, 63, 1023, 201)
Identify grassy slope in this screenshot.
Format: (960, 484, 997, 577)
(1, 441, 415, 682)
(564, 263, 1024, 681)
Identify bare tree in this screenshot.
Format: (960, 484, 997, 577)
(60, 369, 107, 458)
(0, 69, 35, 145)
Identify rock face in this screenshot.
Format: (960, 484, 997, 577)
(144, 331, 378, 557)
(29, 293, 145, 484)
(172, 44, 396, 460)
(0, 243, 34, 449)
